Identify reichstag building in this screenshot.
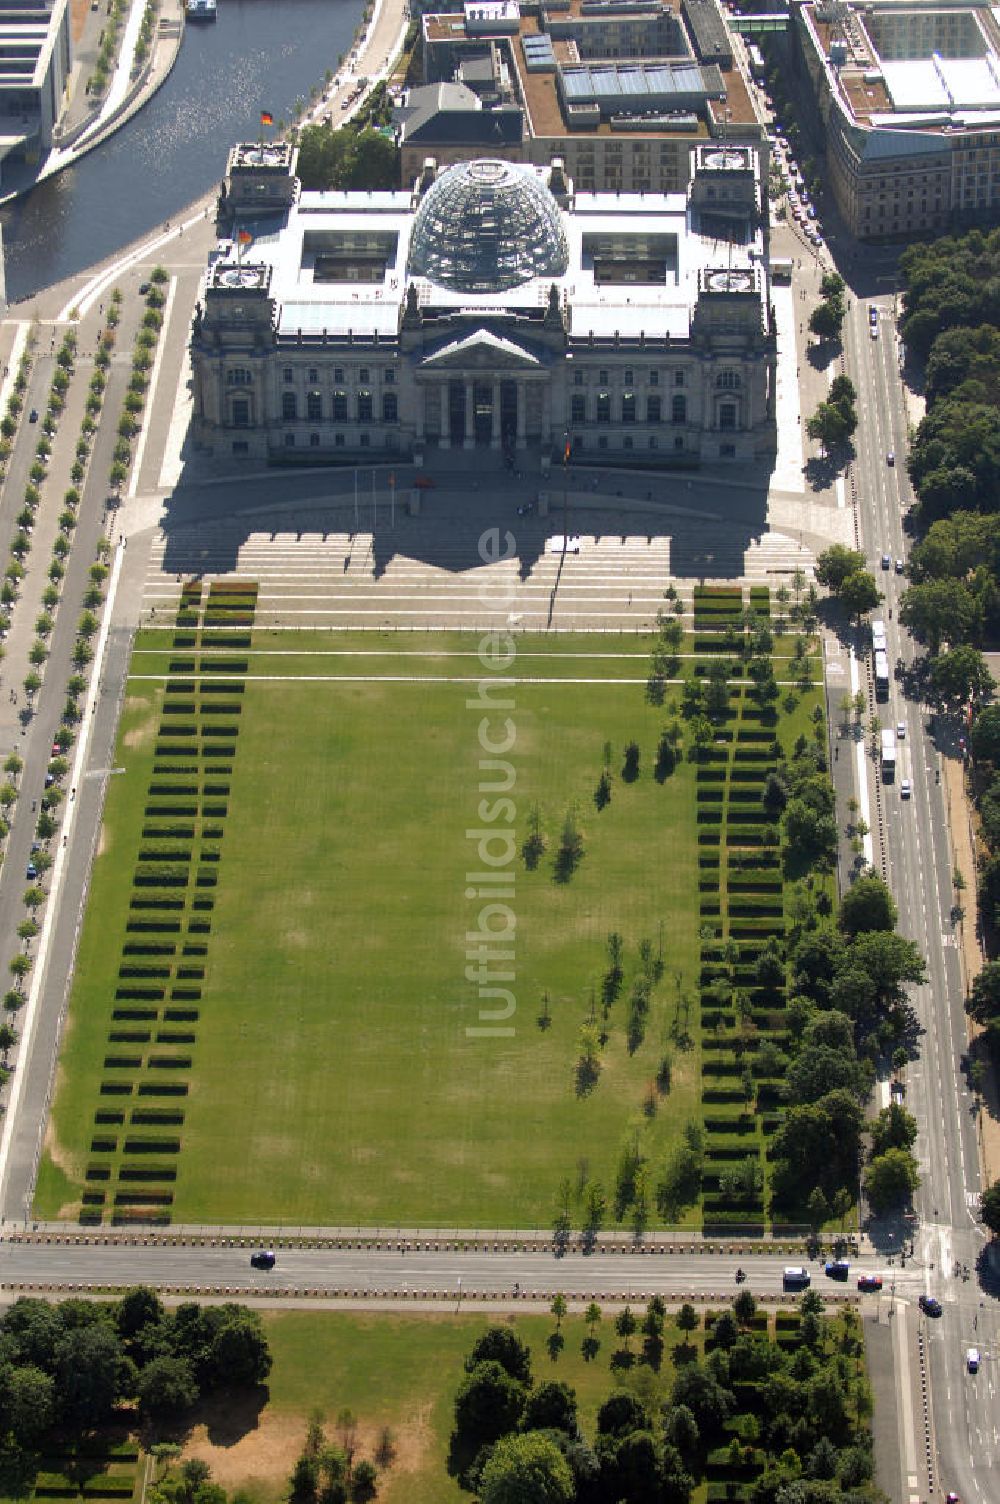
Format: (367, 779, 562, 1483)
(191, 141, 777, 466)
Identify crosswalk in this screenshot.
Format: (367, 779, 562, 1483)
(143, 521, 814, 631)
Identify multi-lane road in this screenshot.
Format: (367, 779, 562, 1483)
(847, 287, 997, 1503)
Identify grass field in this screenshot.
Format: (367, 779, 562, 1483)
(182, 1308, 705, 1504)
(39, 628, 709, 1227)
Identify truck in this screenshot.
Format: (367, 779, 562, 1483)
(874, 649, 889, 700)
(881, 728, 896, 780)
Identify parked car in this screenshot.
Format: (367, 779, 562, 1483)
(250, 1249, 276, 1270)
(138, 282, 150, 295)
(25, 862, 37, 880)
(857, 1274, 883, 1291)
(895, 558, 904, 574)
(869, 304, 878, 324)
(919, 1294, 942, 1316)
(870, 323, 879, 339)
(825, 1260, 850, 1280)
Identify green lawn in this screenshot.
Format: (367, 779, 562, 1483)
(40, 630, 705, 1227)
(188, 1308, 704, 1504)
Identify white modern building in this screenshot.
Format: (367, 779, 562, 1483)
(0, 0, 71, 168)
(192, 143, 776, 466)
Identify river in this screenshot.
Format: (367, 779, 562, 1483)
(1, 0, 366, 302)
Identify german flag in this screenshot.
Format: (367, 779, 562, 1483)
(237, 229, 253, 245)
(563, 435, 571, 464)
(260, 110, 274, 127)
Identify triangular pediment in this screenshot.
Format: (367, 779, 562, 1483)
(420, 328, 541, 370)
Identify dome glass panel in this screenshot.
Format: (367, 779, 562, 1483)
(407, 159, 569, 293)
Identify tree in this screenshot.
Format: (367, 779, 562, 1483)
(466, 1327, 532, 1385)
(676, 1304, 699, 1347)
(929, 644, 996, 707)
(454, 1361, 526, 1446)
(2, 1363, 53, 1444)
(614, 1305, 637, 1353)
(522, 1380, 578, 1435)
(863, 1147, 920, 1212)
(550, 1293, 567, 1330)
(968, 961, 1000, 1049)
(900, 578, 980, 653)
(712, 1311, 739, 1349)
(207, 1309, 271, 1387)
(671, 1363, 734, 1438)
(973, 704, 1000, 764)
(838, 570, 882, 621)
(350, 1459, 378, 1502)
(869, 1103, 918, 1157)
(136, 1354, 198, 1420)
(815, 547, 866, 594)
(55, 1322, 126, 1430)
(839, 873, 897, 936)
(808, 300, 843, 341)
(980, 1178, 1000, 1236)
(806, 1186, 829, 1233)
(806, 400, 852, 448)
(733, 1289, 757, 1326)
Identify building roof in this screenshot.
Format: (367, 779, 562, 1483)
(396, 82, 524, 146)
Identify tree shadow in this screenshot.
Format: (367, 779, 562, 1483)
(546, 1331, 565, 1362)
(671, 1340, 698, 1367)
(183, 1384, 269, 1449)
(521, 832, 545, 871)
(575, 1057, 600, 1097)
(609, 1349, 635, 1372)
(553, 845, 582, 884)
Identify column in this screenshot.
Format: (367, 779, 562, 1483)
(414, 384, 426, 442)
(491, 381, 502, 448)
(540, 381, 552, 450)
(516, 380, 528, 448)
(439, 379, 450, 449)
(464, 378, 475, 449)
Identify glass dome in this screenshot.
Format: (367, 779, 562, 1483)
(407, 159, 569, 293)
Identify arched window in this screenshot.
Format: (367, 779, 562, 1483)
(227, 368, 252, 386)
(383, 391, 398, 422)
(646, 395, 661, 424)
(282, 391, 297, 421)
(719, 403, 737, 431)
(307, 391, 322, 421)
(672, 394, 686, 425)
(716, 370, 741, 390)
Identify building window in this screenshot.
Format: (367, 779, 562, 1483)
(383, 391, 398, 422)
(716, 370, 741, 390)
(359, 367, 370, 383)
(308, 368, 318, 384)
(621, 392, 636, 423)
(333, 392, 348, 421)
(358, 391, 373, 423)
(232, 399, 249, 427)
(648, 436, 658, 450)
(596, 392, 611, 423)
(227, 368, 252, 386)
(674, 435, 684, 451)
(335, 433, 345, 447)
(623, 435, 633, 450)
(598, 435, 608, 450)
(599, 369, 609, 385)
(650, 370, 659, 387)
(282, 392, 297, 420)
(719, 403, 737, 431)
(674, 371, 685, 388)
(284, 432, 295, 447)
(720, 442, 736, 457)
(624, 368, 633, 386)
(647, 395, 661, 423)
(672, 394, 686, 424)
(232, 440, 248, 454)
(384, 368, 395, 384)
(307, 391, 322, 421)
(334, 367, 344, 383)
(283, 367, 293, 384)
(310, 432, 320, 447)
(360, 433, 370, 447)
(571, 394, 586, 424)
(574, 370, 583, 386)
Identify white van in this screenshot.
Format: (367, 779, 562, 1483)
(783, 1267, 811, 1289)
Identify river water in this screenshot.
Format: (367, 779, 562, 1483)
(1, 0, 366, 302)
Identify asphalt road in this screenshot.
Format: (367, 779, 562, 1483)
(845, 289, 996, 1504)
(0, 1239, 918, 1303)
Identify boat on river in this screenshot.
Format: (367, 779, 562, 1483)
(186, 0, 217, 21)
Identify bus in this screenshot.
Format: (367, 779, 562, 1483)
(874, 649, 889, 700)
(770, 257, 793, 283)
(881, 729, 896, 780)
(871, 618, 887, 655)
